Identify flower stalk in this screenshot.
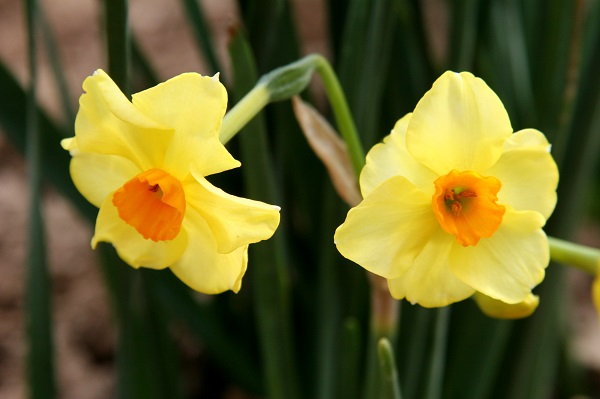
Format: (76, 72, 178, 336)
(548, 236, 600, 275)
(220, 54, 365, 176)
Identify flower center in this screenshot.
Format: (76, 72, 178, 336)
(432, 170, 505, 247)
(112, 168, 186, 242)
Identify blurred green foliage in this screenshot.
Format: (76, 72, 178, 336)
(2, 0, 600, 398)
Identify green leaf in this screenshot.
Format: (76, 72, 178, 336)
(424, 307, 450, 399)
(104, 0, 130, 94)
(151, 270, 263, 393)
(444, 301, 513, 399)
(448, 0, 481, 71)
(0, 61, 96, 221)
(24, 0, 56, 397)
(228, 27, 301, 399)
(180, 0, 221, 74)
(378, 338, 403, 399)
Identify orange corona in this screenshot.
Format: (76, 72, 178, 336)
(432, 170, 505, 246)
(112, 168, 186, 242)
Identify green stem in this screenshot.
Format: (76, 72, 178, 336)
(363, 277, 400, 399)
(312, 55, 366, 177)
(25, 0, 56, 397)
(219, 54, 365, 176)
(378, 338, 403, 399)
(220, 84, 270, 144)
(548, 236, 600, 274)
(424, 307, 450, 399)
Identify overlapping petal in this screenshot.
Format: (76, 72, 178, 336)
(64, 69, 281, 295)
(334, 176, 439, 280)
(92, 195, 188, 269)
(75, 70, 174, 171)
(387, 229, 474, 307)
(406, 71, 512, 174)
(359, 114, 437, 197)
(132, 73, 240, 178)
(450, 209, 548, 303)
(485, 129, 559, 219)
(69, 153, 140, 208)
(170, 207, 248, 294)
(474, 292, 539, 319)
(335, 70, 557, 312)
(184, 168, 281, 254)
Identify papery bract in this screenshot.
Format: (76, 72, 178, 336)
(335, 71, 559, 308)
(62, 69, 280, 294)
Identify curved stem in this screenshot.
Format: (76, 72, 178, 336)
(219, 54, 366, 179)
(313, 55, 366, 177)
(220, 83, 269, 144)
(548, 235, 600, 274)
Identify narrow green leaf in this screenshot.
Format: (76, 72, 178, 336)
(24, 0, 56, 397)
(337, 0, 372, 90)
(448, 0, 480, 71)
(550, 0, 600, 233)
(338, 318, 362, 399)
(97, 247, 185, 399)
(237, 0, 295, 72)
(314, 184, 344, 399)
(424, 307, 450, 399)
(131, 37, 160, 88)
(503, 266, 567, 399)
(179, 0, 221, 74)
(228, 28, 301, 399)
(151, 270, 263, 393)
(444, 302, 513, 399)
(487, 0, 536, 128)
(378, 338, 403, 399)
(525, 0, 575, 138)
(104, 0, 130, 94)
(0, 61, 96, 221)
(397, 306, 432, 399)
(341, 0, 396, 146)
(38, 3, 75, 125)
(504, 5, 600, 397)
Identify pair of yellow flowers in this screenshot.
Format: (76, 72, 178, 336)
(62, 69, 558, 315)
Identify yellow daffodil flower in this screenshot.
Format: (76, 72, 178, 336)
(62, 69, 280, 294)
(334, 71, 559, 308)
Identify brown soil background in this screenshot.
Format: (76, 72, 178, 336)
(0, 0, 598, 398)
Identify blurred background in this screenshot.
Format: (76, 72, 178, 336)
(2, 0, 600, 398)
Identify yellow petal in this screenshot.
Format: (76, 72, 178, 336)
(69, 152, 140, 208)
(593, 266, 600, 320)
(449, 208, 548, 303)
(387, 229, 475, 307)
(74, 69, 174, 171)
(485, 129, 559, 220)
(406, 71, 512, 175)
(359, 113, 437, 198)
(184, 169, 280, 254)
(474, 292, 539, 319)
(335, 176, 440, 279)
(131, 73, 240, 178)
(91, 195, 188, 269)
(169, 207, 248, 294)
(61, 137, 77, 152)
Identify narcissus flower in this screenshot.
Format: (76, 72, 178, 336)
(62, 70, 280, 294)
(334, 71, 559, 308)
